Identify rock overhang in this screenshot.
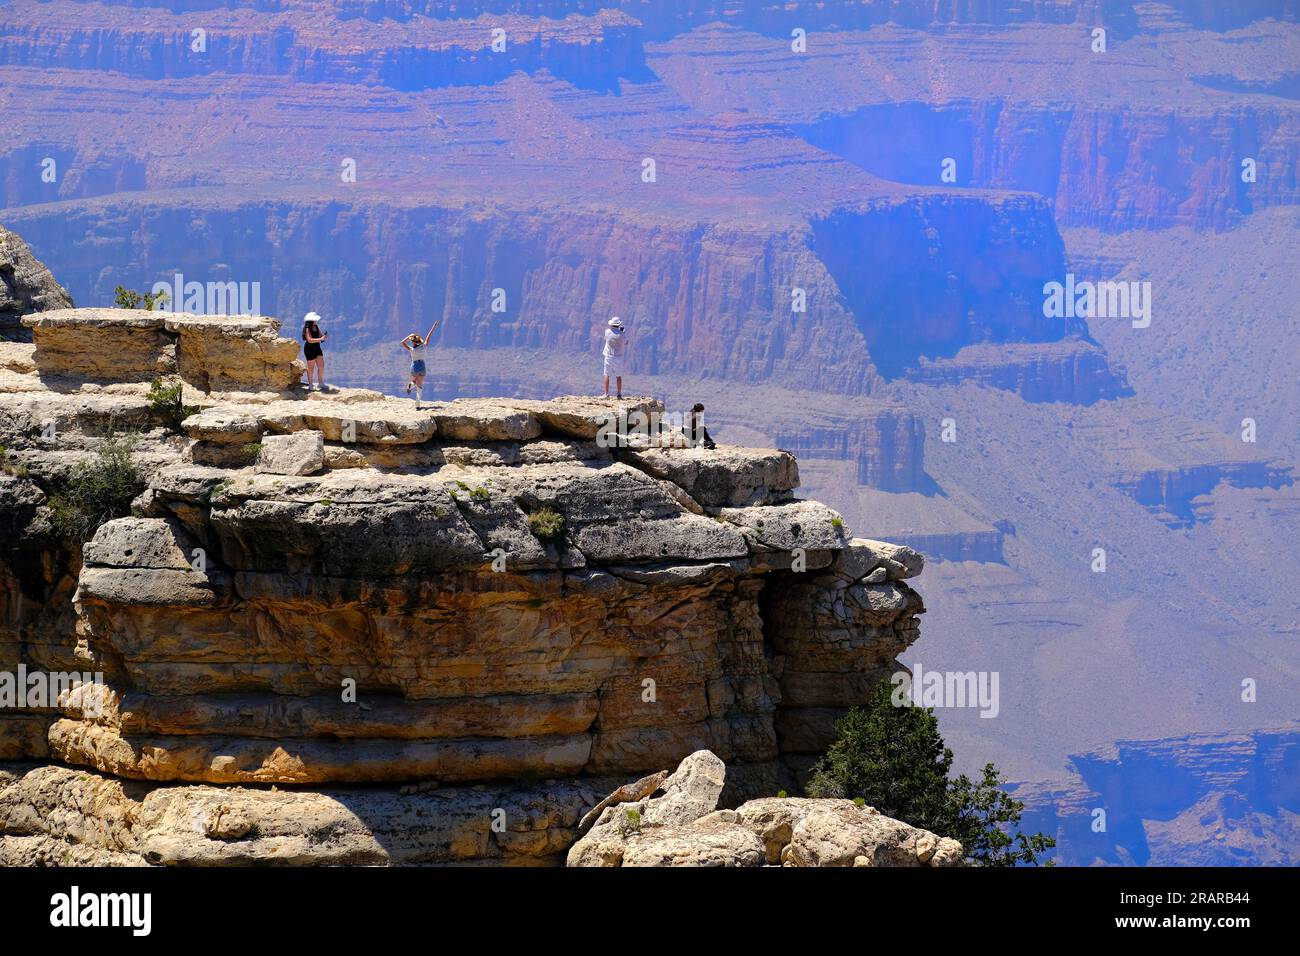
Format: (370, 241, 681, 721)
(1, 306, 926, 800)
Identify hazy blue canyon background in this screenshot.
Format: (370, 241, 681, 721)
(2, 0, 1298, 864)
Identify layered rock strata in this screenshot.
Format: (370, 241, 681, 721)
(0, 310, 931, 863)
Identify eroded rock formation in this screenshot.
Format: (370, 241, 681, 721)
(0, 225, 74, 340)
(568, 750, 964, 868)
(0, 308, 937, 865)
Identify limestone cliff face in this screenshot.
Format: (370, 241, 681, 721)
(0, 225, 74, 339)
(0, 309, 929, 864)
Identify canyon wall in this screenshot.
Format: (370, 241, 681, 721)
(1014, 727, 1300, 866)
(4, 191, 1105, 397)
(0, 307, 933, 863)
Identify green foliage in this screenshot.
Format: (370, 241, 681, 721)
(239, 442, 263, 461)
(114, 285, 169, 311)
(776, 789, 788, 799)
(147, 377, 197, 431)
(805, 679, 1055, 866)
(47, 434, 145, 543)
(527, 507, 565, 540)
(202, 478, 234, 505)
(617, 807, 642, 836)
(831, 516, 844, 530)
(469, 486, 490, 502)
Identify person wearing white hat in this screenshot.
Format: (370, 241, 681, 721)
(602, 316, 627, 399)
(302, 311, 327, 391)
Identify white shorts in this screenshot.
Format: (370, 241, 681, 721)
(603, 356, 624, 377)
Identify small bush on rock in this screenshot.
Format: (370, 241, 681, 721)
(147, 377, 197, 431)
(48, 434, 145, 543)
(527, 507, 565, 540)
(114, 285, 169, 311)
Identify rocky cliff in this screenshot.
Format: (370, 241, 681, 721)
(0, 226, 74, 340)
(0, 307, 942, 865)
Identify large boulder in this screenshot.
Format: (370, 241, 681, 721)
(832, 537, 925, 582)
(618, 445, 798, 508)
(784, 802, 964, 867)
(22, 309, 301, 390)
(255, 430, 325, 477)
(567, 751, 963, 868)
(163, 313, 301, 392)
(618, 814, 766, 867)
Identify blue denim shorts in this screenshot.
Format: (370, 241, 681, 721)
(411, 360, 426, 375)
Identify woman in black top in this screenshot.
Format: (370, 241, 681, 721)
(302, 311, 327, 391)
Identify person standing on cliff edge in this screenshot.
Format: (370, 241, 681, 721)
(603, 316, 627, 399)
(302, 311, 327, 391)
(402, 320, 440, 408)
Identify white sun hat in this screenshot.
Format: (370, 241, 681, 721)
(304, 311, 322, 323)
(608, 316, 624, 328)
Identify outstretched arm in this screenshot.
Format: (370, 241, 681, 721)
(426, 320, 440, 343)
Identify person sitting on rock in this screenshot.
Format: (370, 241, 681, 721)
(401, 320, 440, 407)
(602, 316, 627, 399)
(302, 311, 327, 392)
(683, 402, 716, 449)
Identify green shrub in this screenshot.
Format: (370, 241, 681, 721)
(240, 442, 263, 461)
(469, 486, 490, 502)
(47, 434, 145, 543)
(527, 507, 565, 540)
(201, 478, 234, 505)
(805, 679, 1055, 866)
(114, 285, 169, 311)
(147, 377, 197, 431)
(617, 807, 642, 836)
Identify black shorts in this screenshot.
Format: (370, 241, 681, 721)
(304, 343, 323, 361)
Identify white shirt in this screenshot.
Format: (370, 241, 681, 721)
(603, 327, 626, 358)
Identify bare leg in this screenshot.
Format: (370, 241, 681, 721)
(305, 360, 315, 389)
(316, 357, 325, 390)
(413, 373, 425, 405)
(603, 373, 610, 398)
(615, 375, 622, 399)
